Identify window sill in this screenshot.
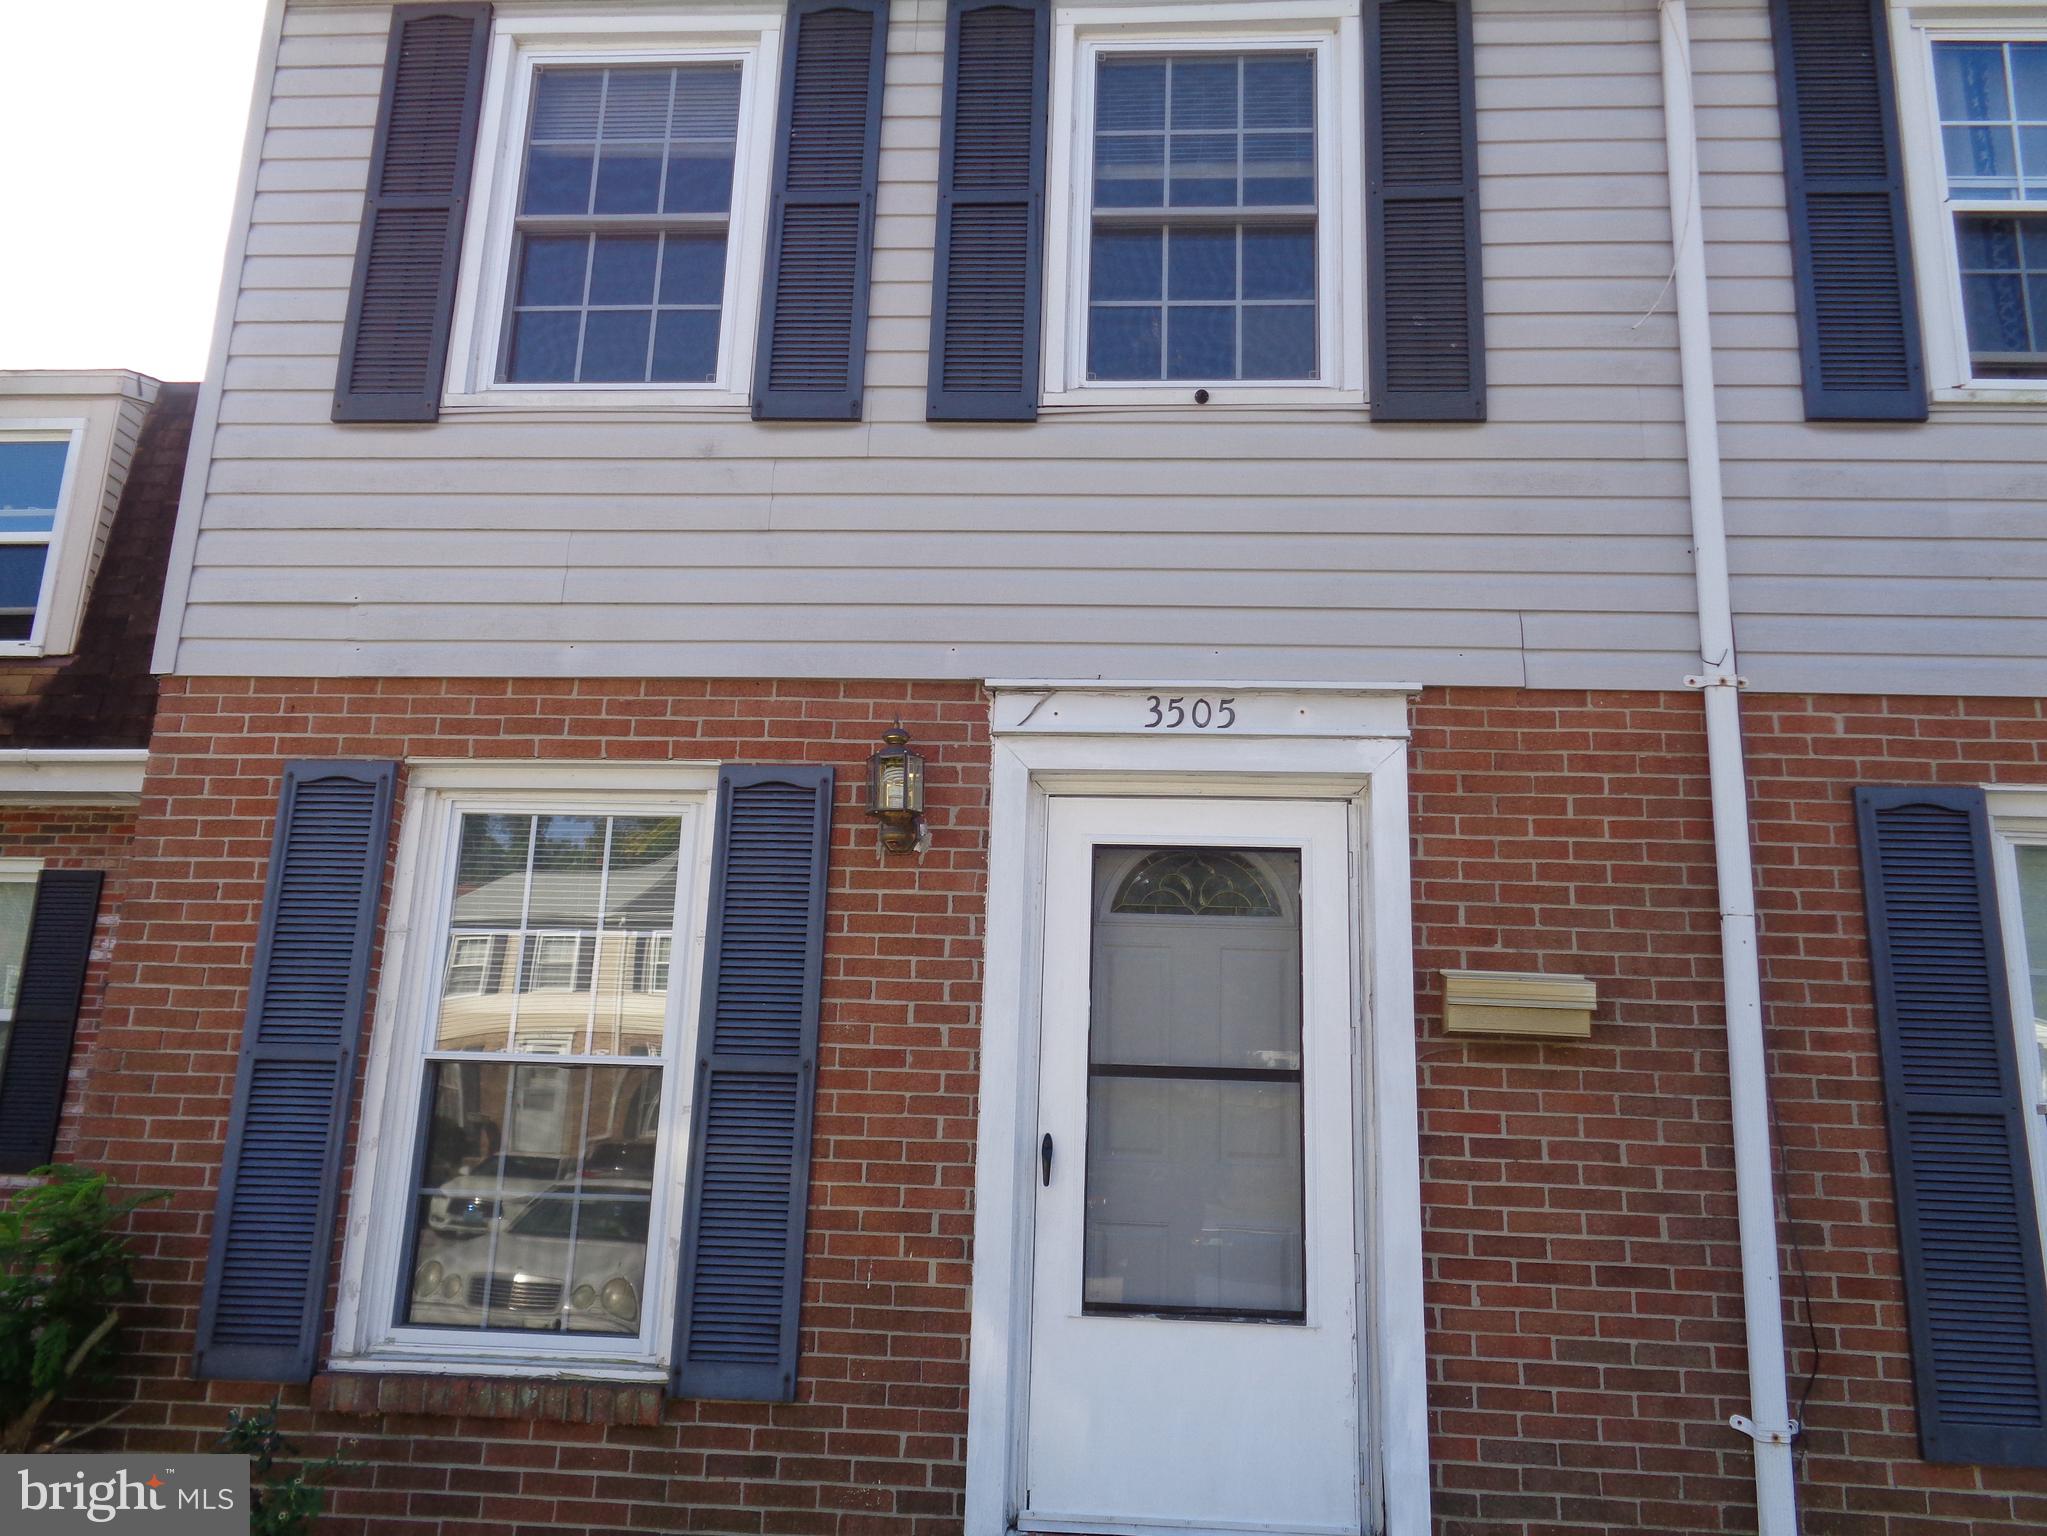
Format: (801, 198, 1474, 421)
(1932, 384, 2047, 407)
(1043, 385, 1364, 411)
(440, 388, 752, 417)
(0, 643, 47, 660)
(314, 1366, 666, 1426)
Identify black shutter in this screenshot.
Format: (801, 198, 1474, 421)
(332, 4, 492, 424)
(672, 766, 834, 1401)
(752, 0, 889, 421)
(194, 761, 397, 1383)
(1768, 0, 1927, 421)
(1366, 0, 1485, 422)
(0, 871, 105, 1174)
(1856, 785, 2047, 1467)
(926, 0, 1049, 421)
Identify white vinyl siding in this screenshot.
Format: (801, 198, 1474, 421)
(155, 0, 2047, 697)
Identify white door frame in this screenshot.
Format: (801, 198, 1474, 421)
(965, 685, 1430, 1536)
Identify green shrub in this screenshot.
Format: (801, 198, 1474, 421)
(219, 1402, 345, 1536)
(0, 1164, 165, 1452)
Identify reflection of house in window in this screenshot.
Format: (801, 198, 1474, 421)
(528, 932, 582, 991)
(445, 934, 494, 996)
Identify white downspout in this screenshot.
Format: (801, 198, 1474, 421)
(1657, 2, 1800, 1531)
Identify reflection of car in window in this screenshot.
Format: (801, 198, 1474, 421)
(409, 1181, 651, 1335)
(424, 1152, 564, 1235)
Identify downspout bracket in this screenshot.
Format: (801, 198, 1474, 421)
(1730, 1414, 1800, 1447)
(1685, 674, 1749, 689)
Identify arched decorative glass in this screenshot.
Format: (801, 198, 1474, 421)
(1109, 848, 1283, 917)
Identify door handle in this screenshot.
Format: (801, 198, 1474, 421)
(1041, 1132, 1054, 1187)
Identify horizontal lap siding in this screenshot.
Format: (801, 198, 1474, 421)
(1690, 0, 2047, 697)
(186, 0, 1697, 687)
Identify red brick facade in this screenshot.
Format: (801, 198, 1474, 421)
(0, 803, 136, 1166)
(53, 678, 2047, 1535)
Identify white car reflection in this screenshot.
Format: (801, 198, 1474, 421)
(423, 1154, 565, 1236)
(409, 1182, 651, 1335)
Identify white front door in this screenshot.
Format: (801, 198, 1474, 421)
(1024, 798, 1363, 1536)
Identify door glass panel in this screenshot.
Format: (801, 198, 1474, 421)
(1083, 846, 1305, 1319)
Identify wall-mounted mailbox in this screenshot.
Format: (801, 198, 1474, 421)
(1442, 969, 1596, 1040)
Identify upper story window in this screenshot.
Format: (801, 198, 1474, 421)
(1932, 40, 2047, 379)
(1042, 10, 1364, 406)
(505, 63, 743, 385)
(1087, 52, 1318, 382)
(443, 13, 782, 407)
(0, 433, 76, 646)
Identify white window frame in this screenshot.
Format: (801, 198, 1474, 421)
(0, 857, 44, 1033)
(965, 686, 1427, 1536)
(0, 424, 85, 658)
(1042, 0, 1367, 409)
(331, 761, 718, 1379)
(1893, 4, 2047, 401)
(442, 10, 784, 412)
(1990, 786, 2047, 1259)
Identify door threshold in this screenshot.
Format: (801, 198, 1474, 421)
(1019, 1514, 1359, 1536)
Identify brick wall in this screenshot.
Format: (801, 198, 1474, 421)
(61, 678, 2047, 1535)
(75, 677, 988, 1536)
(0, 803, 136, 1166)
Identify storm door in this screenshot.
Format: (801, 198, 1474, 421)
(1023, 798, 1362, 1536)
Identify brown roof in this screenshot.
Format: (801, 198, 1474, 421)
(2, 383, 197, 749)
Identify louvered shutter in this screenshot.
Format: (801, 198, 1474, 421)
(1855, 785, 2047, 1467)
(194, 762, 397, 1382)
(752, 0, 889, 421)
(1768, 0, 1927, 420)
(0, 871, 105, 1174)
(927, 0, 1049, 421)
(332, 5, 492, 424)
(1366, 0, 1485, 422)
(672, 766, 834, 1401)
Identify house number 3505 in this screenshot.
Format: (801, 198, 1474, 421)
(1143, 695, 1236, 729)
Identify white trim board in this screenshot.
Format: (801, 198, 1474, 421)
(0, 749, 150, 805)
(962, 686, 1428, 1536)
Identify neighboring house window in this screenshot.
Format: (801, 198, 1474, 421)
(445, 12, 782, 403)
(0, 431, 78, 647)
(1042, 11, 1363, 403)
(337, 785, 707, 1371)
(0, 862, 42, 1082)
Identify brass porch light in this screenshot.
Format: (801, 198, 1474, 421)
(866, 724, 927, 854)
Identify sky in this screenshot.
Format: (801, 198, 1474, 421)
(0, 0, 269, 382)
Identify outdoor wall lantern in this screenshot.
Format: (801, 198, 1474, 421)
(867, 724, 927, 854)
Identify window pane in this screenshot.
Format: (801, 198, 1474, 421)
(1169, 57, 1238, 130)
(532, 69, 602, 140)
(601, 67, 673, 139)
(523, 145, 595, 216)
(1242, 227, 1314, 300)
(1167, 304, 1235, 378)
(1097, 57, 1166, 131)
(1243, 132, 1314, 206)
(506, 311, 580, 383)
(1935, 42, 2010, 122)
(1091, 227, 1163, 301)
(518, 236, 589, 307)
(1167, 228, 1235, 299)
(666, 143, 736, 214)
(1244, 55, 1313, 128)
(659, 235, 727, 306)
(0, 877, 36, 1016)
(594, 145, 664, 214)
(672, 62, 743, 136)
(0, 545, 48, 640)
(1088, 306, 1162, 379)
(589, 236, 659, 306)
(1242, 305, 1317, 378)
(1083, 845, 1305, 1317)
(2016, 44, 2047, 119)
(406, 1062, 660, 1333)
(1095, 134, 1165, 209)
(2018, 846, 2047, 1109)
(652, 311, 720, 382)
(1169, 133, 1238, 207)
(0, 441, 67, 536)
(1945, 125, 2019, 194)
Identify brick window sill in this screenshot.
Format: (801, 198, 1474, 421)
(312, 1370, 664, 1427)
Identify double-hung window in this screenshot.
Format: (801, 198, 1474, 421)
(0, 430, 79, 648)
(0, 862, 41, 1085)
(1043, 9, 1363, 404)
(336, 778, 708, 1373)
(445, 13, 781, 404)
(1993, 794, 2047, 1241)
(1898, 12, 2047, 390)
